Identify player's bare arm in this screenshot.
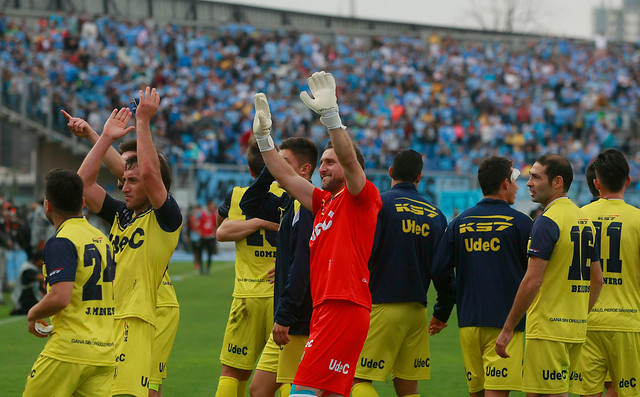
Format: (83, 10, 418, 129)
(589, 259, 604, 310)
(135, 86, 167, 209)
(62, 109, 126, 179)
(77, 107, 135, 213)
(26, 281, 73, 338)
(300, 71, 366, 195)
(253, 93, 314, 210)
(216, 218, 279, 242)
(495, 256, 547, 358)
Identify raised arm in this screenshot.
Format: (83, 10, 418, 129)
(62, 110, 126, 179)
(253, 93, 315, 210)
(134, 87, 166, 209)
(300, 71, 366, 195)
(77, 108, 135, 213)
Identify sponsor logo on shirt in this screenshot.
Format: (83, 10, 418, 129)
(49, 268, 63, 277)
(310, 211, 334, 242)
(110, 228, 145, 254)
(123, 321, 129, 342)
(459, 219, 514, 234)
(464, 237, 501, 252)
(402, 220, 431, 237)
(394, 199, 439, 218)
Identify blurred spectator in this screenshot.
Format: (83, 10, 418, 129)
(27, 201, 50, 256)
(199, 201, 217, 275)
(187, 204, 202, 271)
(9, 249, 45, 315)
(0, 13, 639, 178)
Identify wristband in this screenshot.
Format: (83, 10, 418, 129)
(319, 110, 346, 130)
(256, 134, 275, 152)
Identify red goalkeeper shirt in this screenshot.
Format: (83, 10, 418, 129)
(309, 180, 382, 310)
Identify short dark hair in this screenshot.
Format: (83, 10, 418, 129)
(324, 140, 365, 170)
(391, 150, 423, 183)
(118, 139, 137, 154)
(585, 161, 599, 198)
(535, 154, 573, 193)
(593, 149, 629, 193)
(45, 169, 84, 215)
(125, 154, 173, 191)
(246, 137, 266, 176)
(280, 137, 319, 174)
(477, 156, 513, 196)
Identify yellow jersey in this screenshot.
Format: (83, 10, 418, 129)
(41, 217, 115, 366)
(99, 194, 182, 327)
(220, 183, 284, 298)
(526, 198, 598, 343)
(582, 199, 640, 332)
(156, 270, 179, 308)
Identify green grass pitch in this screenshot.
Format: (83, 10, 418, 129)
(0, 260, 532, 396)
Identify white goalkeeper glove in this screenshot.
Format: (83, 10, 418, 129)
(253, 93, 275, 152)
(299, 71, 346, 131)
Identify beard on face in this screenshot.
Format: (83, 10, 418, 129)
(322, 174, 345, 193)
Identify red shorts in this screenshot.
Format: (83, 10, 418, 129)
(293, 300, 370, 397)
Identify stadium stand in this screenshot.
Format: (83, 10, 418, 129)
(1, 1, 639, 207)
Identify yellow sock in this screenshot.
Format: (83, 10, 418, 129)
(401, 394, 420, 397)
(237, 380, 247, 397)
(279, 383, 291, 397)
(215, 376, 239, 397)
(351, 382, 379, 397)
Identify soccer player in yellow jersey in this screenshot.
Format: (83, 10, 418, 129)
(78, 87, 182, 397)
(63, 112, 181, 397)
(23, 169, 115, 397)
(496, 154, 604, 397)
(214, 139, 282, 397)
(572, 149, 640, 397)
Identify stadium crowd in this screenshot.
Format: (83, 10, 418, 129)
(1, 12, 640, 177)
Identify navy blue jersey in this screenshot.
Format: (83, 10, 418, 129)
(240, 168, 313, 335)
(432, 198, 532, 331)
(368, 183, 453, 321)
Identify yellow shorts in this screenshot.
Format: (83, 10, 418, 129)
(522, 338, 582, 395)
(571, 330, 640, 397)
(113, 317, 155, 397)
(277, 335, 308, 384)
(150, 306, 180, 384)
(220, 297, 273, 370)
(355, 302, 430, 382)
(256, 334, 281, 373)
(23, 354, 113, 397)
(459, 327, 523, 393)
